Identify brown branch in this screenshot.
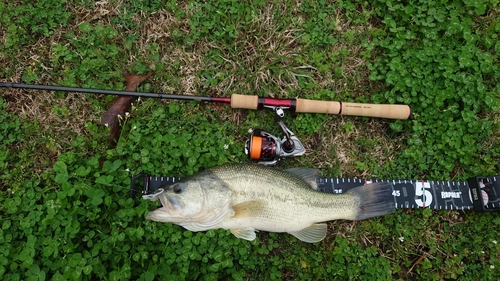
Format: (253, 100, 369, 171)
(101, 70, 155, 146)
(407, 252, 429, 274)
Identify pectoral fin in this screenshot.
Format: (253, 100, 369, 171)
(232, 201, 266, 218)
(231, 227, 257, 241)
(288, 223, 327, 243)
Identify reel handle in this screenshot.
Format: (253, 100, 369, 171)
(230, 94, 411, 120)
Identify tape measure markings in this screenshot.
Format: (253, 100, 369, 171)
(131, 175, 500, 211)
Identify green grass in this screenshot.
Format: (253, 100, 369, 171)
(1, 0, 500, 280)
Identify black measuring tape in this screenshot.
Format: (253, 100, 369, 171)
(130, 174, 500, 212)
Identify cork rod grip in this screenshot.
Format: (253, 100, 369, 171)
(230, 95, 411, 119)
(296, 98, 411, 119)
(230, 94, 259, 110)
(295, 99, 341, 114)
(340, 102, 411, 119)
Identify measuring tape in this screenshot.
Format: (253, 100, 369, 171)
(130, 174, 500, 212)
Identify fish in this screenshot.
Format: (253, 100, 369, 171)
(143, 163, 395, 243)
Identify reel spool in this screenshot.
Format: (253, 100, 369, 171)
(247, 131, 278, 162)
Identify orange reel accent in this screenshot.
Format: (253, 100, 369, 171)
(249, 136, 262, 160)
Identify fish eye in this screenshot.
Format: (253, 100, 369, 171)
(173, 184, 184, 194)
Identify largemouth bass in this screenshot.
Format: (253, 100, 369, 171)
(144, 164, 395, 243)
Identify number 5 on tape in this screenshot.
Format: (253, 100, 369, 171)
(415, 181, 433, 208)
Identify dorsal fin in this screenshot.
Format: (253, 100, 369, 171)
(284, 168, 322, 190)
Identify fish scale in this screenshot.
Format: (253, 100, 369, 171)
(210, 165, 360, 222)
(142, 164, 395, 243)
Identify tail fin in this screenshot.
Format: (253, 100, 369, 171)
(346, 182, 395, 220)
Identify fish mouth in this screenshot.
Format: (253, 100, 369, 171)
(162, 196, 183, 214)
(143, 189, 183, 222)
(142, 188, 182, 212)
(144, 185, 211, 223)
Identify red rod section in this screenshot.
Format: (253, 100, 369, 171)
(210, 97, 231, 103)
(260, 97, 294, 109)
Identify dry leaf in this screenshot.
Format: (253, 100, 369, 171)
(101, 70, 155, 146)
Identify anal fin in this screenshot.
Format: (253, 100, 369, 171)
(231, 227, 257, 241)
(288, 223, 327, 243)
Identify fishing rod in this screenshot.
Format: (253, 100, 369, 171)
(0, 82, 412, 119)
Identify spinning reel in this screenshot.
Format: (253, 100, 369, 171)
(245, 107, 305, 165)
